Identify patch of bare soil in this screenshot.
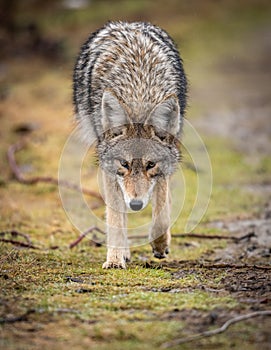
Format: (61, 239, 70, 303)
(222, 267, 270, 303)
(150, 260, 271, 348)
(154, 260, 271, 306)
(207, 205, 271, 260)
(150, 204, 271, 347)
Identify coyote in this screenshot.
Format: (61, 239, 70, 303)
(73, 21, 187, 268)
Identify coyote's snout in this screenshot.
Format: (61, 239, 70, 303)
(73, 21, 187, 268)
(115, 157, 156, 211)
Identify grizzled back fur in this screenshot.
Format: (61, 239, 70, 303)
(73, 21, 187, 142)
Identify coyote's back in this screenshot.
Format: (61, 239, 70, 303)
(73, 21, 187, 140)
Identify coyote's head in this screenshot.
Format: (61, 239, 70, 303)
(97, 91, 181, 211)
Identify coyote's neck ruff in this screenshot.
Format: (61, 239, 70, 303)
(73, 21, 187, 268)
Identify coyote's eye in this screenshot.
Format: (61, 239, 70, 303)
(112, 130, 122, 137)
(146, 161, 156, 170)
(120, 159, 129, 169)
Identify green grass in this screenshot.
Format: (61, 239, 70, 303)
(1, 1, 271, 349)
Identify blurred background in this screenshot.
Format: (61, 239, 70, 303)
(0, 0, 271, 349)
(1, 3, 271, 348)
(0, 0, 271, 230)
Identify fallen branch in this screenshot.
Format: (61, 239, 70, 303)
(0, 309, 36, 324)
(172, 231, 255, 242)
(7, 141, 103, 200)
(0, 238, 40, 249)
(161, 310, 271, 348)
(128, 232, 255, 241)
(69, 226, 106, 249)
(0, 230, 32, 244)
(68, 229, 258, 249)
(0, 308, 79, 324)
(0, 230, 40, 249)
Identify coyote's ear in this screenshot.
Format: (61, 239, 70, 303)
(101, 90, 128, 131)
(147, 96, 181, 135)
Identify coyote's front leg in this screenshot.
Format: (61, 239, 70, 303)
(102, 172, 130, 269)
(150, 177, 171, 259)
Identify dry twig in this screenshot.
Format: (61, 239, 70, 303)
(68, 228, 259, 249)
(172, 231, 255, 242)
(7, 141, 103, 200)
(161, 310, 271, 348)
(126, 231, 255, 241)
(0, 309, 36, 324)
(69, 226, 106, 249)
(0, 230, 40, 249)
(0, 308, 80, 324)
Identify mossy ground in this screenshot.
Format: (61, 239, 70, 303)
(1, 1, 271, 349)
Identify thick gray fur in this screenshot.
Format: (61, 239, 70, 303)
(73, 21, 187, 142)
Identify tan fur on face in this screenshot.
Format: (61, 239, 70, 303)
(98, 122, 180, 214)
(117, 157, 160, 199)
(103, 123, 180, 151)
(116, 161, 154, 209)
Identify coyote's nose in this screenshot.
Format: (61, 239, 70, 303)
(130, 199, 143, 211)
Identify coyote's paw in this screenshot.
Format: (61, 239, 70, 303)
(102, 248, 128, 269)
(152, 247, 169, 259)
(102, 260, 126, 269)
(151, 231, 170, 259)
(124, 248, 131, 262)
